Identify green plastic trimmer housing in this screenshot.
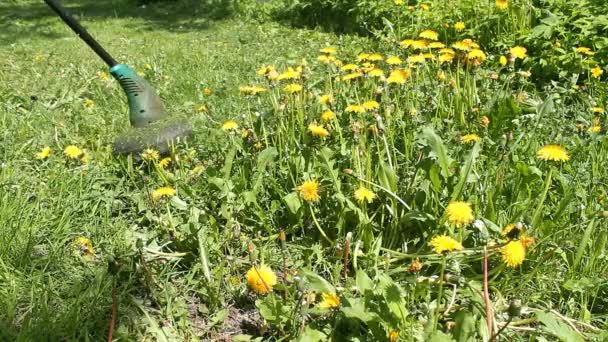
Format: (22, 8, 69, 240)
(44, 0, 192, 156)
(109, 64, 168, 127)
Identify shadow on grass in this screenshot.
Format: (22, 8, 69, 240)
(0, 0, 234, 44)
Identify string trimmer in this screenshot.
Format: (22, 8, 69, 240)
(43, 0, 192, 155)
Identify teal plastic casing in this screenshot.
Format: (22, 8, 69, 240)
(109, 64, 168, 127)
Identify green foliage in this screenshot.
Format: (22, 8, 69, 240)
(1, 0, 608, 340)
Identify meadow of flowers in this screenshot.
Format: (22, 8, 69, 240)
(1, 0, 607, 340)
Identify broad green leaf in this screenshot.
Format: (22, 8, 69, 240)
(355, 269, 373, 293)
(208, 308, 229, 328)
(452, 310, 478, 342)
(221, 146, 237, 179)
(427, 330, 456, 342)
(573, 219, 595, 270)
(300, 269, 335, 294)
(378, 161, 398, 193)
(341, 298, 377, 323)
(283, 192, 301, 215)
(536, 311, 584, 342)
(421, 127, 453, 178)
(296, 326, 327, 342)
(450, 141, 480, 201)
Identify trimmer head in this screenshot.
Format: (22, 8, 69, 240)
(113, 117, 193, 156)
(109, 64, 193, 155)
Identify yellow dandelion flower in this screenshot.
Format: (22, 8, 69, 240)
(428, 42, 446, 49)
(308, 123, 330, 138)
(387, 69, 410, 84)
(467, 49, 487, 62)
(222, 120, 239, 131)
(591, 66, 604, 78)
(399, 39, 414, 48)
(438, 53, 455, 63)
(407, 54, 426, 64)
(354, 186, 376, 204)
(141, 148, 159, 161)
(198, 105, 207, 113)
(277, 68, 301, 81)
(152, 186, 176, 201)
(246, 265, 277, 294)
(501, 240, 525, 267)
(501, 224, 518, 237)
(35, 146, 51, 160)
(446, 201, 474, 226)
(356, 53, 371, 61)
(575, 47, 594, 56)
(536, 145, 569, 161)
(367, 53, 383, 61)
(73, 236, 94, 259)
(319, 94, 333, 105)
(83, 98, 95, 108)
(367, 68, 384, 77)
(454, 21, 465, 31)
(588, 125, 601, 133)
(203, 87, 213, 96)
(257, 65, 276, 75)
(496, 0, 508, 10)
(158, 157, 171, 168)
(319, 292, 340, 309)
(393, 0, 404, 4)
(64, 145, 82, 159)
(410, 40, 428, 50)
(499, 55, 508, 66)
(345, 104, 366, 113)
(320, 47, 337, 55)
(419, 30, 439, 41)
(362, 100, 380, 110)
(342, 72, 363, 81)
(284, 83, 303, 93)
(321, 110, 336, 122)
(439, 48, 455, 55)
(591, 107, 604, 113)
(239, 85, 267, 95)
(318, 55, 336, 64)
(97, 71, 109, 80)
(420, 3, 430, 10)
(480, 116, 490, 128)
(297, 180, 321, 202)
(460, 134, 480, 143)
(430, 235, 464, 254)
(386, 56, 402, 65)
(510, 46, 528, 59)
(341, 64, 359, 72)
(389, 330, 399, 342)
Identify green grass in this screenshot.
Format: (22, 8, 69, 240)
(0, 1, 365, 339)
(1, 0, 608, 341)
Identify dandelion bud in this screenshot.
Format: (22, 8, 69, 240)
(279, 229, 287, 250)
(248, 242, 257, 264)
(508, 299, 522, 318)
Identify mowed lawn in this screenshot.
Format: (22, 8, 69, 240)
(0, 1, 364, 339)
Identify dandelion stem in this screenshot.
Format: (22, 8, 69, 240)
(433, 257, 446, 331)
(310, 207, 333, 244)
(531, 167, 553, 228)
(483, 247, 494, 336)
